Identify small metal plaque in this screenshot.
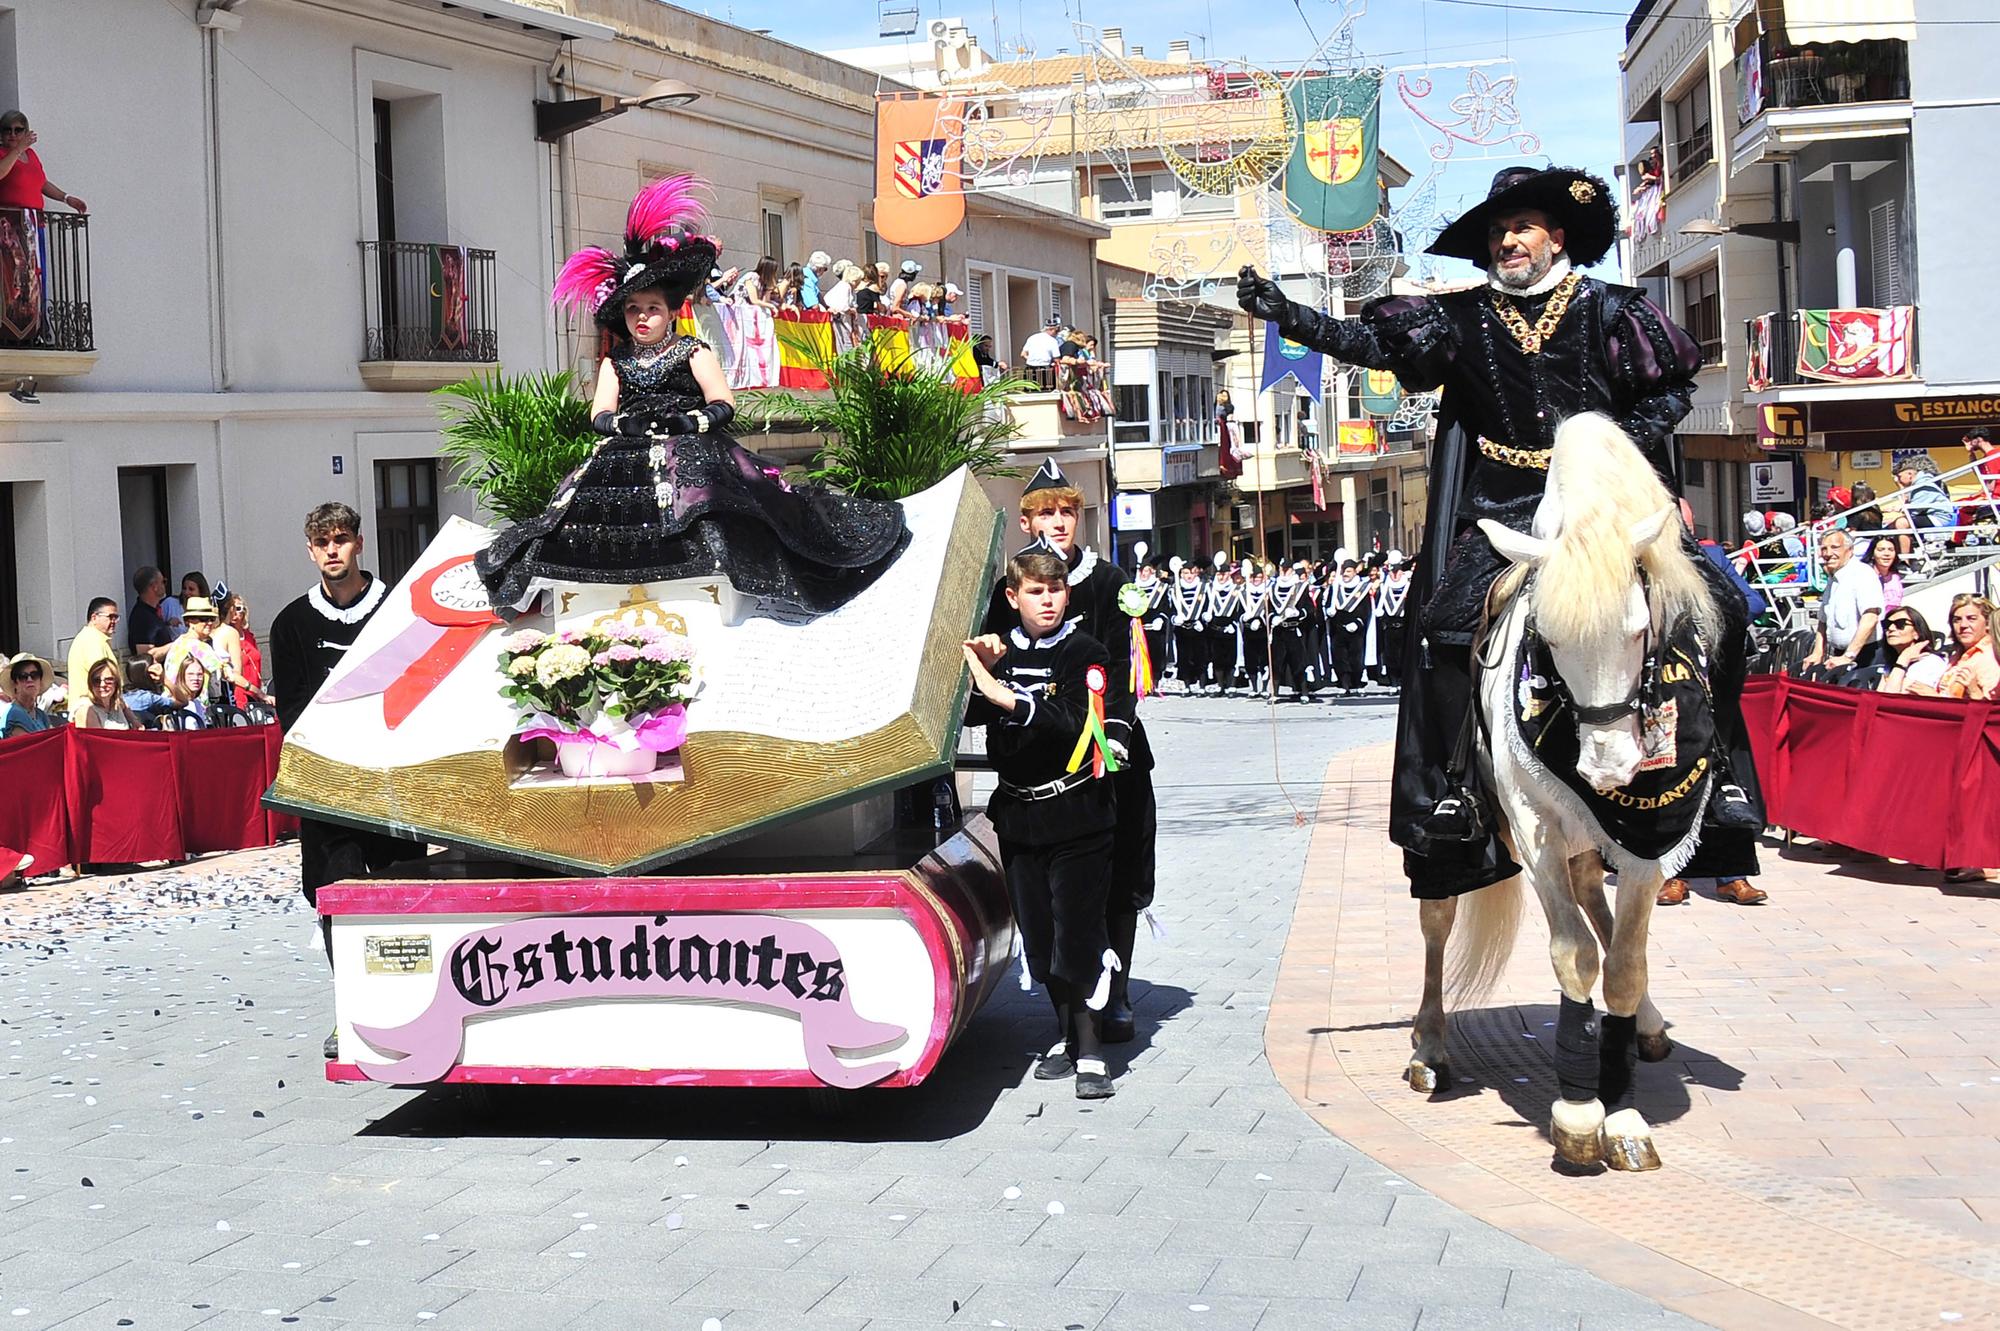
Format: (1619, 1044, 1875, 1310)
(364, 935, 434, 975)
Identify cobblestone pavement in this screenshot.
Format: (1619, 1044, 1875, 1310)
(1273, 744, 2000, 1331)
(2, 693, 1708, 1330)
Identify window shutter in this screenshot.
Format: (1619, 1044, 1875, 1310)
(968, 271, 989, 333)
(1869, 199, 1903, 307)
(1050, 285, 1068, 325)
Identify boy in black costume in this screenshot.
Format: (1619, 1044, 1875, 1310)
(966, 550, 1131, 1098)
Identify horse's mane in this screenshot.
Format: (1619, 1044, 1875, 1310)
(1533, 413, 1720, 646)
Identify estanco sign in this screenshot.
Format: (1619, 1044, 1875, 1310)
(1781, 395, 2000, 450)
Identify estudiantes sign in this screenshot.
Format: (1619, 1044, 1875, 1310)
(352, 914, 908, 1088)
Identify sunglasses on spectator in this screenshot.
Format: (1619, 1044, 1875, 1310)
(14, 671, 41, 681)
(1886, 617, 1914, 629)
(0, 127, 26, 136)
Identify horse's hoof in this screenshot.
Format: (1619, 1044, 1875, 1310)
(1637, 1031, 1673, 1063)
(1604, 1107, 1662, 1171)
(1405, 1061, 1449, 1094)
(1550, 1098, 1606, 1167)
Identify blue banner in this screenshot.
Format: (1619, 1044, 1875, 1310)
(1260, 317, 1325, 402)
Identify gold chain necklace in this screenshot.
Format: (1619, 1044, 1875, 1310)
(1490, 271, 1582, 355)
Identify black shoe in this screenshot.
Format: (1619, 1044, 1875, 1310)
(323, 1031, 340, 1060)
(1074, 1056, 1116, 1099)
(1033, 1040, 1075, 1080)
(1707, 783, 1761, 831)
(1419, 790, 1489, 844)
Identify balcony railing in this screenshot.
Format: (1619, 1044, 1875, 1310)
(1744, 307, 1917, 391)
(359, 241, 497, 363)
(0, 210, 92, 353)
(1743, 37, 1909, 119)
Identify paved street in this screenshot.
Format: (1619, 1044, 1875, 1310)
(3, 695, 1708, 1331)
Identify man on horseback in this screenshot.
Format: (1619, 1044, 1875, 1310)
(1238, 165, 1762, 900)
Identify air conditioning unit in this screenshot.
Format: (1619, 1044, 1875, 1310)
(928, 18, 952, 40)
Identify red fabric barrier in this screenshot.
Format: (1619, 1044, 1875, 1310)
(1744, 673, 2000, 869)
(0, 728, 71, 874)
(67, 728, 184, 864)
(0, 724, 286, 869)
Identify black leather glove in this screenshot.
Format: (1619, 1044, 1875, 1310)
(591, 410, 619, 437)
(1237, 265, 1291, 323)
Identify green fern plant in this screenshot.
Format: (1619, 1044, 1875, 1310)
(741, 336, 1025, 501)
(433, 371, 596, 522)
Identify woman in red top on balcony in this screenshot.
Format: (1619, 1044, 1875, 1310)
(0, 112, 87, 214)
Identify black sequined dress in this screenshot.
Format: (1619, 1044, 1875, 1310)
(476, 335, 909, 616)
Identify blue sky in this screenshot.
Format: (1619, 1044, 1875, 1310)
(692, 0, 1633, 272)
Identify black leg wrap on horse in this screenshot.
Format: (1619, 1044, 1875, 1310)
(1597, 1013, 1639, 1110)
(1554, 994, 1600, 1103)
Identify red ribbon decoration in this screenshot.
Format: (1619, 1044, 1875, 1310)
(384, 555, 500, 729)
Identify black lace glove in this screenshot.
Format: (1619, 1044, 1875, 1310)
(1236, 265, 1291, 323)
(591, 410, 619, 437)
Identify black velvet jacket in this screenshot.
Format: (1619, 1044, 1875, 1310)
(1273, 274, 1702, 641)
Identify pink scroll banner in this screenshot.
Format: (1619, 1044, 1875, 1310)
(352, 914, 909, 1089)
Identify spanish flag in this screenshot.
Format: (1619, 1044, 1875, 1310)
(874, 93, 965, 246)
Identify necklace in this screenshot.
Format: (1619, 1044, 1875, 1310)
(1490, 271, 1582, 355)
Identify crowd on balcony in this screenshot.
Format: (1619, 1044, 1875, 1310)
(0, 570, 278, 738)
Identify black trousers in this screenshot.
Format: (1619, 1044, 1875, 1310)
(1206, 626, 1240, 684)
(1331, 621, 1367, 689)
(1110, 764, 1157, 913)
(1273, 628, 1311, 694)
(1172, 625, 1208, 686)
(1243, 625, 1270, 683)
(1001, 829, 1114, 987)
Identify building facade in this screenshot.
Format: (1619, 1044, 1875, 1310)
(1624, 0, 1989, 536)
(0, 0, 605, 660)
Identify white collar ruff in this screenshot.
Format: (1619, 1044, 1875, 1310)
(1488, 255, 1573, 298)
(1010, 619, 1077, 651)
(308, 574, 387, 624)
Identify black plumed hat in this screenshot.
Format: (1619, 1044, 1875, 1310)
(552, 174, 722, 331)
(1427, 165, 1618, 268)
(1023, 458, 1072, 496)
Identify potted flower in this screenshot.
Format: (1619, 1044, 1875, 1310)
(497, 624, 698, 779)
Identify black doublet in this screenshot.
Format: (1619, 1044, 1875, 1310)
(982, 544, 1158, 911)
(1268, 272, 1737, 897)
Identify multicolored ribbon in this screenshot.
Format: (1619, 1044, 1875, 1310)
(1066, 664, 1120, 778)
(1129, 617, 1155, 702)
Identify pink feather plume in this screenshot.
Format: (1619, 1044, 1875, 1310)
(625, 173, 708, 248)
(552, 245, 619, 315)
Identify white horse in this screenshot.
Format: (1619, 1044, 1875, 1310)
(1406, 412, 1721, 1172)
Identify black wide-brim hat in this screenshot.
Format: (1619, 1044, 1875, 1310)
(1427, 165, 1617, 268)
(591, 240, 719, 333)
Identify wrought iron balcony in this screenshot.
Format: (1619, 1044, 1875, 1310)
(0, 210, 92, 355)
(358, 240, 497, 364)
(1744, 306, 1918, 393)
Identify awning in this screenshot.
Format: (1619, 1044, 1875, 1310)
(1779, 0, 1914, 45)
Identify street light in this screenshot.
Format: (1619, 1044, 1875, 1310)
(1679, 217, 1800, 244)
(535, 78, 702, 143)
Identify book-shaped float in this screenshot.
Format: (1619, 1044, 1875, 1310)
(268, 467, 1002, 874)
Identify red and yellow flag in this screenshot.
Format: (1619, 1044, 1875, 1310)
(874, 94, 965, 246)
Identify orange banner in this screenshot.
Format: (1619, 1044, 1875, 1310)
(874, 94, 965, 246)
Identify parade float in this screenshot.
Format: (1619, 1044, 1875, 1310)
(273, 466, 1016, 1093)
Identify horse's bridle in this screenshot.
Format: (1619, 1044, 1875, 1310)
(1525, 567, 1662, 729)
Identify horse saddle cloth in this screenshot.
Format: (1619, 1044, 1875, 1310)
(1510, 616, 1716, 867)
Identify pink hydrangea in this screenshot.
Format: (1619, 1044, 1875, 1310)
(501, 629, 546, 655)
(639, 639, 691, 664)
(592, 644, 641, 666)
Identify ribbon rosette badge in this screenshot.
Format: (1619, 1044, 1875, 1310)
(317, 553, 500, 728)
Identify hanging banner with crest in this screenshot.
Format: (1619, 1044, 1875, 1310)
(1282, 72, 1382, 235)
(874, 94, 966, 246)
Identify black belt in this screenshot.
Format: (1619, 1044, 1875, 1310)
(998, 770, 1095, 801)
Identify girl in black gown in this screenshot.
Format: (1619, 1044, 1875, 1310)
(477, 175, 907, 618)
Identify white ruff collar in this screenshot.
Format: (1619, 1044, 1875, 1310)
(1068, 547, 1098, 585)
(308, 574, 387, 624)
(1010, 619, 1077, 651)
(1488, 255, 1572, 297)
